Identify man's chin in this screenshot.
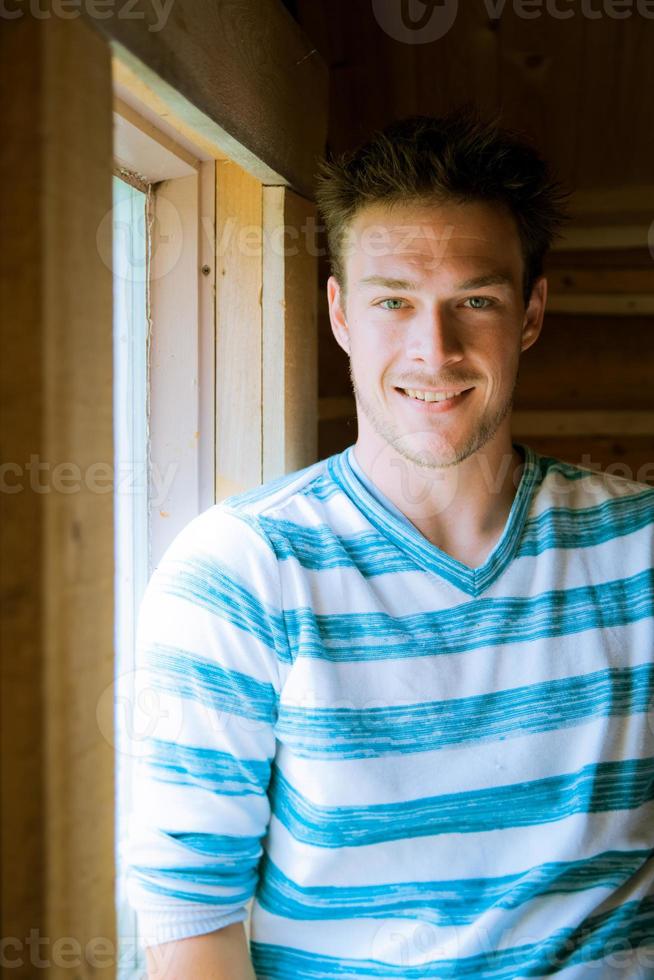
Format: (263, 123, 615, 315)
(389, 433, 469, 470)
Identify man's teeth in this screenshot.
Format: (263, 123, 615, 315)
(402, 388, 466, 403)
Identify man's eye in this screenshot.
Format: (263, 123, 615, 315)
(376, 298, 408, 310)
(465, 296, 495, 309)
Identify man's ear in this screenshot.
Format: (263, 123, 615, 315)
(327, 275, 350, 356)
(521, 275, 547, 353)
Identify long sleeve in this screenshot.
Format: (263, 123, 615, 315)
(123, 505, 287, 949)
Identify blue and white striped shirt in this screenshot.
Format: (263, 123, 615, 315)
(126, 441, 654, 977)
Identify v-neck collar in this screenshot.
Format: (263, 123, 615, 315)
(327, 441, 541, 597)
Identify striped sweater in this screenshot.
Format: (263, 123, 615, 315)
(125, 441, 654, 978)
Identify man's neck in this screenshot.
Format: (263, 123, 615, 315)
(352, 438, 525, 569)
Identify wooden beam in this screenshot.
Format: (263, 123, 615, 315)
(568, 185, 654, 218)
(87, 0, 329, 200)
(215, 161, 263, 500)
(545, 268, 654, 294)
(552, 225, 652, 251)
(512, 411, 654, 437)
(262, 187, 319, 480)
(547, 294, 654, 315)
(1, 14, 116, 977)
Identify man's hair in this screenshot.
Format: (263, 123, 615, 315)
(313, 106, 571, 307)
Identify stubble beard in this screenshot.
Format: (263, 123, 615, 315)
(348, 359, 519, 470)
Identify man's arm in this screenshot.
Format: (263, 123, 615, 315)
(145, 921, 256, 980)
(123, 506, 285, 963)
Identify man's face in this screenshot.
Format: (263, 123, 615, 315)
(327, 198, 546, 469)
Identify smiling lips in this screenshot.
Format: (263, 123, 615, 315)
(399, 386, 471, 403)
(395, 386, 473, 411)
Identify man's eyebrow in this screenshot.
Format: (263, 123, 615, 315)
(456, 273, 514, 290)
(357, 272, 514, 291)
(357, 275, 420, 290)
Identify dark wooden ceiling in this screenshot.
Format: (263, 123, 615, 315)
(286, 0, 654, 190)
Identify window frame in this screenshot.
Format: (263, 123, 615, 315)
(110, 70, 320, 964)
(112, 101, 219, 976)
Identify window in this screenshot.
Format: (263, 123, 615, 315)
(110, 53, 319, 968)
(113, 173, 149, 978)
(111, 100, 216, 976)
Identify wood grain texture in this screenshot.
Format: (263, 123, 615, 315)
(0, 16, 46, 966)
(1, 14, 116, 978)
(263, 187, 319, 480)
(293, 1, 654, 190)
(545, 267, 654, 293)
(516, 313, 654, 410)
(86, 0, 329, 199)
(414, 3, 501, 119)
(546, 294, 654, 314)
(573, 13, 654, 187)
(215, 161, 264, 499)
(42, 17, 116, 978)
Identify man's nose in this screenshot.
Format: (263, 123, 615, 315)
(405, 306, 464, 367)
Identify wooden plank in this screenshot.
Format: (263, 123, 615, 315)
(568, 184, 654, 218)
(413, 2, 500, 120)
(512, 411, 654, 437)
(324, 0, 392, 152)
(517, 313, 654, 410)
(198, 160, 217, 510)
(545, 268, 654, 294)
(281, 184, 318, 471)
(215, 161, 263, 499)
(0, 15, 46, 962)
(148, 172, 203, 567)
(1, 14, 116, 978)
(545, 248, 653, 269)
(263, 187, 318, 480)
(551, 224, 652, 251)
(546, 294, 654, 315)
(574, 13, 654, 188)
(41, 18, 116, 978)
(86, 0, 329, 199)
(497, 4, 585, 190)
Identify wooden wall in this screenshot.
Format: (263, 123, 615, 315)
(1, 16, 116, 978)
(286, 0, 654, 483)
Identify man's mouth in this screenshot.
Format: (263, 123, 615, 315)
(395, 386, 473, 403)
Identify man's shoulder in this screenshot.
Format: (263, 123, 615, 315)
(529, 445, 654, 503)
(527, 445, 654, 547)
(161, 452, 343, 566)
(219, 454, 335, 521)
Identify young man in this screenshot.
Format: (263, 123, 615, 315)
(127, 111, 654, 978)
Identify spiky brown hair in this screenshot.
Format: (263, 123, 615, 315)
(313, 105, 571, 306)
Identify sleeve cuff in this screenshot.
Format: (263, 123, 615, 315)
(135, 907, 249, 950)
